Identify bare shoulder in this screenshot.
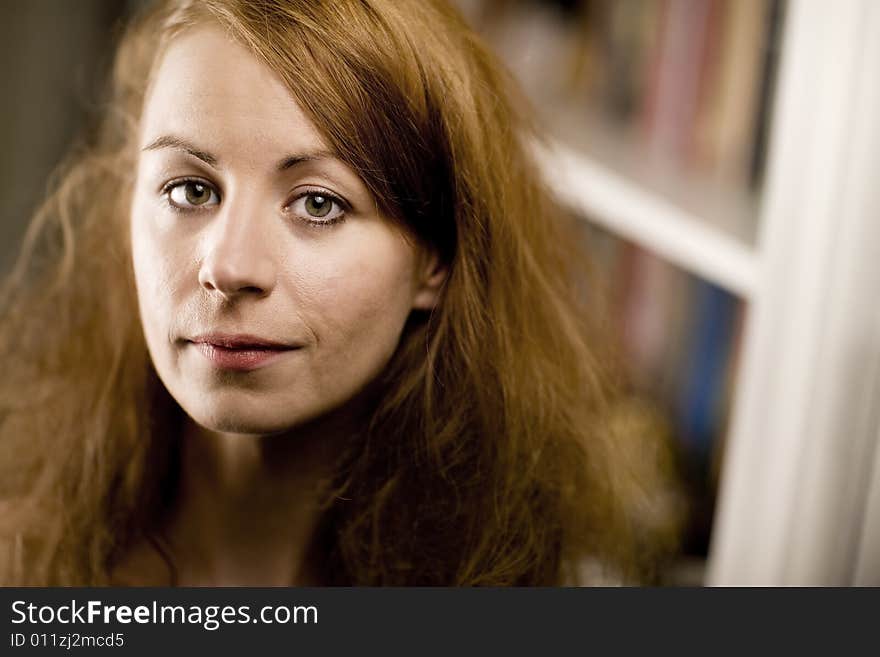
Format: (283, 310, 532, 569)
(563, 557, 626, 587)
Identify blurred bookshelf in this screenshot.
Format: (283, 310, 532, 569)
(457, 0, 880, 584)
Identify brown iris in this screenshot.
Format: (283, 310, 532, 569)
(184, 182, 212, 206)
(304, 194, 331, 217)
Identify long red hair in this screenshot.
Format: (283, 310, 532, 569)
(0, 0, 682, 585)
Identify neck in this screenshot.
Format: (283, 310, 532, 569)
(153, 387, 370, 586)
(164, 420, 342, 586)
(111, 379, 380, 587)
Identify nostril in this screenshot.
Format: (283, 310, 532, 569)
(197, 248, 277, 298)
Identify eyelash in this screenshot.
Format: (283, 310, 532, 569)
(159, 178, 349, 228)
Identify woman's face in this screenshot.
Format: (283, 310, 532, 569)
(130, 27, 441, 435)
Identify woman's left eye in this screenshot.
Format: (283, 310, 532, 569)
(288, 191, 346, 225)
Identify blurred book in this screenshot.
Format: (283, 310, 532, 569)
(584, 223, 746, 556)
(691, 0, 766, 184)
(641, 0, 718, 167)
(457, 0, 784, 189)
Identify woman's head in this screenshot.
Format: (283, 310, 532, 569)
(1, 0, 682, 585)
(131, 22, 446, 435)
(125, 0, 544, 438)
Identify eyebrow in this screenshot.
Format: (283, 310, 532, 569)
(141, 135, 340, 171)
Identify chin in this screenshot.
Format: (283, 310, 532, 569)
(190, 414, 289, 436)
(179, 395, 321, 437)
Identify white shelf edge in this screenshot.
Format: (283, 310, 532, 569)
(707, 0, 880, 585)
(532, 138, 759, 300)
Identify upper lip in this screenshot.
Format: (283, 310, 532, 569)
(189, 333, 298, 350)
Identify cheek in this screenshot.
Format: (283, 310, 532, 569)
(130, 200, 191, 342)
(300, 231, 418, 370)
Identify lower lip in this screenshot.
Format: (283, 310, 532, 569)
(192, 342, 296, 371)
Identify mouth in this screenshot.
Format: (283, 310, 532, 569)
(188, 333, 300, 372)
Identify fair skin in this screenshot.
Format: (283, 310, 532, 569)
(123, 27, 444, 585)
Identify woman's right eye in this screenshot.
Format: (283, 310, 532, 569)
(165, 180, 220, 210)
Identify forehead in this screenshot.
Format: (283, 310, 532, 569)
(139, 26, 326, 158)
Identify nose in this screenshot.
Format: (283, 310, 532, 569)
(198, 209, 277, 300)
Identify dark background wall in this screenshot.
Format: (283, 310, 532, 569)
(0, 0, 148, 276)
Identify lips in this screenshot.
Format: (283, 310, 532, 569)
(190, 333, 295, 349)
(188, 333, 299, 371)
